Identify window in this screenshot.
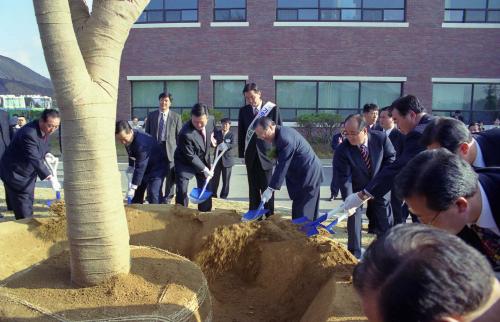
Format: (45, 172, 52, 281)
(131, 81, 199, 118)
(444, 0, 500, 23)
(213, 81, 246, 119)
(432, 83, 500, 123)
(214, 0, 246, 22)
(276, 80, 402, 121)
(136, 0, 198, 23)
(276, 0, 406, 22)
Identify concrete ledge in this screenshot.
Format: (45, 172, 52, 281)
(273, 21, 409, 28)
(132, 22, 201, 29)
(210, 22, 249, 27)
(442, 23, 500, 29)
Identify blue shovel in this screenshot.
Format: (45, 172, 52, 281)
(292, 203, 349, 237)
(241, 201, 270, 222)
(189, 144, 228, 204)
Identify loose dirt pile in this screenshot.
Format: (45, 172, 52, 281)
(0, 247, 211, 321)
(1, 202, 366, 322)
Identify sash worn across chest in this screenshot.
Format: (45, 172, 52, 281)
(244, 101, 276, 156)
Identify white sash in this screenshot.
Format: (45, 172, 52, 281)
(244, 101, 276, 155)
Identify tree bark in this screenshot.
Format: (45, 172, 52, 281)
(33, 0, 148, 286)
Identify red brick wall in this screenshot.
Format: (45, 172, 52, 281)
(117, 0, 500, 120)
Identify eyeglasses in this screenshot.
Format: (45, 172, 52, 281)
(429, 210, 442, 225)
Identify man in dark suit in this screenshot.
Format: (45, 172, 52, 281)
(174, 104, 217, 212)
(238, 83, 282, 217)
(212, 118, 234, 199)
(421, 116, 500, 167)
(329, 122, 344, 201)
(115, 121, 165, 204)
(334, 114, 396, 258)
(363, 103, 383, 131)
(0, 109, 11, 218)
(344, 95, 434, 216)
(379, 106, 407, 224)
(144, 92, 182, 204)
(395, 149, 500, 274)
(255, 118, 323, 220)
(0, 109, 60, 220)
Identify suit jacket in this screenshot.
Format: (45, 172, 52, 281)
(370, 124, 384, 132)
(387, 128, 405, 157)
(474, 129, 500, 167)
(126, 130, 165, 186)
(214, 129, 234, 168)
(456, 167, 500, 271)
(331, 133, 343, 151)
(238, 103, 282, 171)
(0, 110, 11, 161)
(269, 126, 323, 199)
(365, 114, 434, 198)
(333, 131, 396, 199)
(174, 118, 216, 178)
(144, 109, 182, 162)
(0, 120, 51, 191)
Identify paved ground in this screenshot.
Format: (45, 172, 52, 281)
(37, 161, 344, 214)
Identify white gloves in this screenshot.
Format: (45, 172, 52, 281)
(261, 187, 274, 203)
(203, 167, 214, 179)
(344, 192, 366, 215)
(45, 153, 57, 163)
(217, 142, 228, 152)
(126, 166, 134, 174)
(50, 177, 61, 192)
(127, 184, 138, 199)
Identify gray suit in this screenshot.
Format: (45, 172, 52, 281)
(144, 109, 182, 202)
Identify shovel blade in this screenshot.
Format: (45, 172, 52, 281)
(242, 209, 269, 222)
(189, 188, 213, 204)
(292, 216, 311, 225)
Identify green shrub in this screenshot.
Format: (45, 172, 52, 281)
(296, 113, 343, 144)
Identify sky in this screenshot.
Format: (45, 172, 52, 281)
(0, 0, 94, 79)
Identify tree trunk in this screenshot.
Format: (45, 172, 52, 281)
(33, 0, 149, 286)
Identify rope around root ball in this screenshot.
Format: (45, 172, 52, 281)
(0, 245, 212, 322)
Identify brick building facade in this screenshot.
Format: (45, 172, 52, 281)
(118, 0, 500, 123)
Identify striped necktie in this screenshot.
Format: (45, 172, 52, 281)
(471, 224, 500, 270)
(359, 145, 372, 174)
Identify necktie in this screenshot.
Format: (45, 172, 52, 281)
(359, 145, 372, 174)
(254, 107, 259, 116)
(158, 112, 165, 141)
(199, 128, 206, 144)
(471, 225, 500, 269)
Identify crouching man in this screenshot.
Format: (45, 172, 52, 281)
(0, 109, 60, 219)
(254, 117, 323, 220)
(115, 121, 165, 204)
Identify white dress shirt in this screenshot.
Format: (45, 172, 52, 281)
(476, 182, 500, 236)
(472, 139, 486, 168)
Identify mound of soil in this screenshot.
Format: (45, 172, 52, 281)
(0, 247, 211, 321)
(3, 202, 365, 322)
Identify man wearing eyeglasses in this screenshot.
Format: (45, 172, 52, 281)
(395, 148, 500, 274)
(333, 114, 396, 258)
(0, 109, 61, 220)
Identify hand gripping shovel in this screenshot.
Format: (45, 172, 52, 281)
(125, 171, 133, 205)
(241, 200, 270, 222)
(189, 144, 228, 204)
(45, 155, 61, 207)
(292, 203, 349, 237)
